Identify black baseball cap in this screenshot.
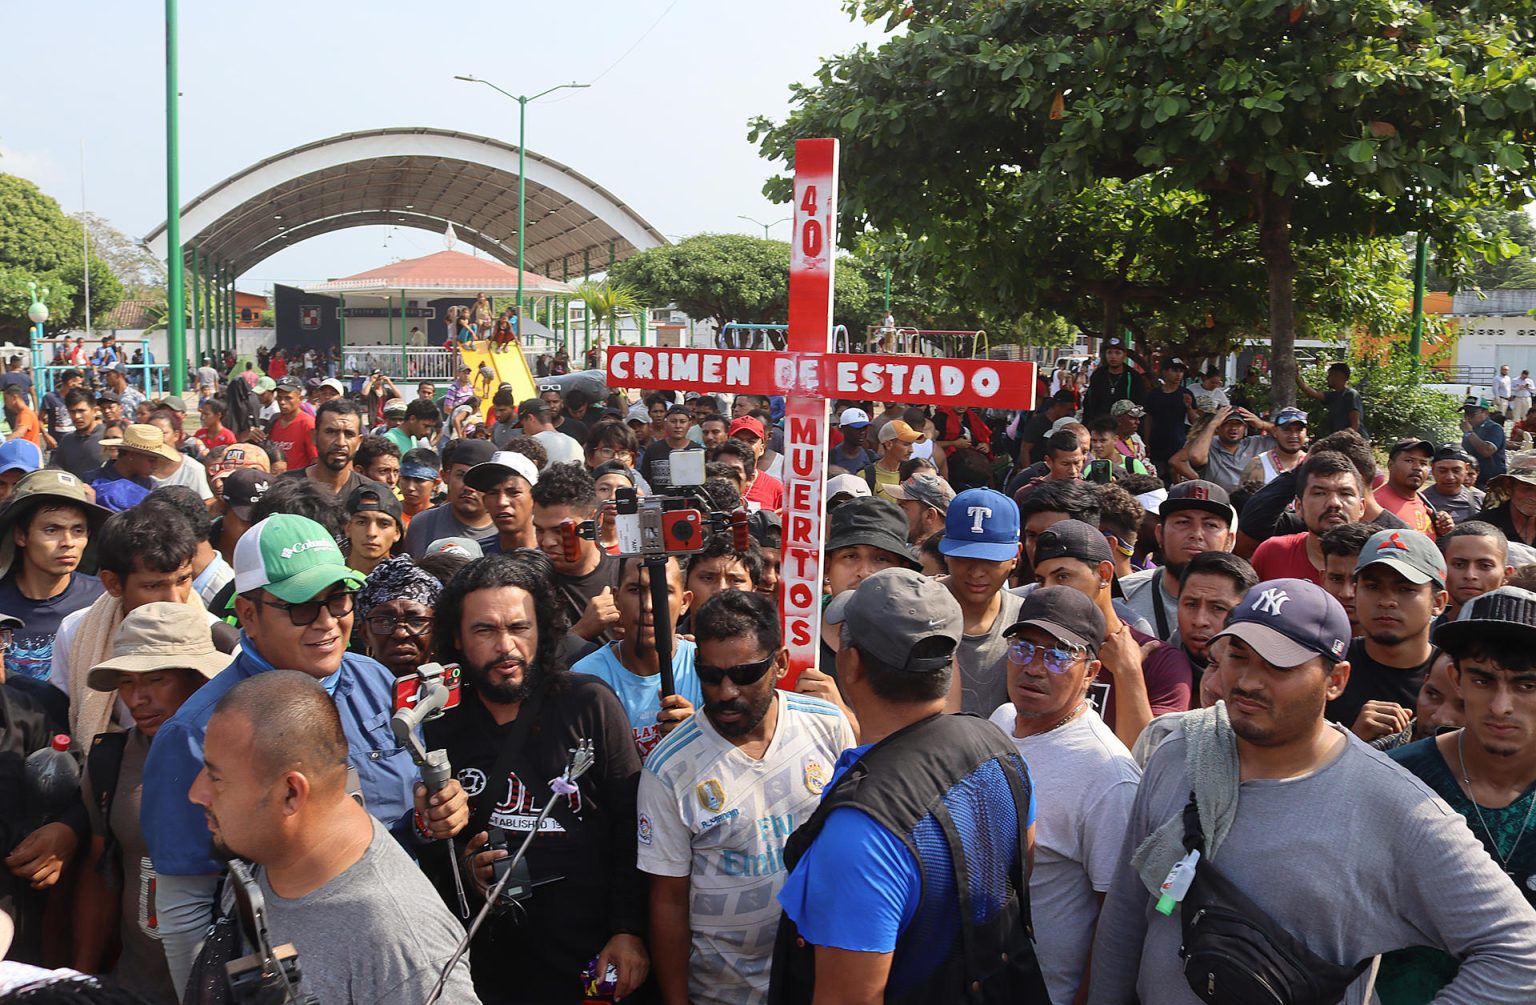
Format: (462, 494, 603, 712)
(1435, 586, 1536, 653)
(1032, 519, 1124, 598)
(1004, 586, 1107, 654)
(1049, 389, 1076, 405)
(1159, 480, 1237, 524)
(345, 484, 404, 529)
(274, 376, 303, 392)
(824, 497, 917, 568)
(1388, 438, 1434, 460)
(518, 397, 552, 420)
(222, 468, 271, 521)
(1433, 444, 1475, 466)
(445, 438, 495, 470)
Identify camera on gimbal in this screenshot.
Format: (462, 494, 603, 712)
(558, 447, 751, 562)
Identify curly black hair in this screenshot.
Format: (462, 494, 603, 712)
(530, 460, 598, 516)
(434, 549, 570, 685)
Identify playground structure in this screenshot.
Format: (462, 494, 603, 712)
(713, 321, 991, 360)
(456, 338, 539, 414)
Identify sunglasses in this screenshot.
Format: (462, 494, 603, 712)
(364, 614, 433, 637)
(695, 653, 777, 687)
(258, 591, 356, 627)
(1007, 640, 1087, 674)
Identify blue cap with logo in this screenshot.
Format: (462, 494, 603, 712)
(937, 488, 1020, 562)
(1212, 578, 1350, 668)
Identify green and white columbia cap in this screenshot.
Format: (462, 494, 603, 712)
(233, 514, 364, 602)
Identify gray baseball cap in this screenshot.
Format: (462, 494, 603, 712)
(1354, 528, 1446, 588)
(887, 473, 956, 513)
(825, 568, 963, 673)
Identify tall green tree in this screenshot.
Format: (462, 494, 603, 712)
(1421, 207, 1536, 291)
(0, 173, 122, 343)
(574, 279, 645, 350)
(607, 233, 872, 333)
(753, 0, 1536, 405)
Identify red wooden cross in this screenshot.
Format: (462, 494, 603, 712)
(608, 139, 1037, 685)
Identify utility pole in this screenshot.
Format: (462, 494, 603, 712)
(164, 0, 185, 394)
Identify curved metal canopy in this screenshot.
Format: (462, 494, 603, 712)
(143, 127, 668, 276)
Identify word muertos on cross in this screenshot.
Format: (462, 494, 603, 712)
(607, 138, 1037, 686)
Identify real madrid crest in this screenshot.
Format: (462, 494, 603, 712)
(696, 779, 726, 812)
(804, 759, 828, 796)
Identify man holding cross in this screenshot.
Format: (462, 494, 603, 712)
(606, 137, 1038, 687)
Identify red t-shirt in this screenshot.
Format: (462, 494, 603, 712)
(1374, 485, 1434, 538)
(269, 412, 317, 471)
(1251, 531, 1323, 586)
(744, 471, 784, 512)
(194, 426, 236, 452)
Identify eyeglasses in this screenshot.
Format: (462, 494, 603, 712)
(1007, 640, 1086, 674)
(590, 447, 633, 462)
(364, 614, 433, 637)
(258, 591, 356, 627)
(695, 654, 777, 687)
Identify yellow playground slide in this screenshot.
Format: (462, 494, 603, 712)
(458, 339, 539, 419)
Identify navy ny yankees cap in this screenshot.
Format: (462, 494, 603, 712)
(1212, 578, 1351, 668)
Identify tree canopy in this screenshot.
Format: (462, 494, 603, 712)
(606, 232, 872, 333)
(752, 0, 1536, 404)
(0, 173, 122, 343)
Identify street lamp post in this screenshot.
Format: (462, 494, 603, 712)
(738, 215, 790, 240)
(454, 75, 589, 333)
(26, 282, 49, 380)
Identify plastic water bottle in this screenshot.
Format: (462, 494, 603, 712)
(24, 735, 79, 817)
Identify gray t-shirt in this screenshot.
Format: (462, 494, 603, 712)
(259, 817, 482, 1005)
(1090, 725, 1536, 1004)
(1421, 485, 1485, 524)
(991, 706, 1140, 1005)
(1196, 434, 1272, 494)
(402, 503, 495, 557)
(958, 589, 1024, 715)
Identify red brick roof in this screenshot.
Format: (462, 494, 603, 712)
(320, 250, 568, 292)
(99, 299, 161, 330)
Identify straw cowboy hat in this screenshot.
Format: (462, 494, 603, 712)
(99, 423, 182, 474)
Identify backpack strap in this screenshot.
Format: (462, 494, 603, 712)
(86, 732, 131, 874)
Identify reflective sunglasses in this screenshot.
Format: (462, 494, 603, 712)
(695, 654, 777, 687)
(1007, 640, 1086, 674)
(258, 591, 356, 627)
(364, 614, 433, 637)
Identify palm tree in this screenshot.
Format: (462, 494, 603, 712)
(574, 280, 645, 355)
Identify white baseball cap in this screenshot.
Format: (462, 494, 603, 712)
(839, 407, 871, 428)
(827, 473, 872, 499)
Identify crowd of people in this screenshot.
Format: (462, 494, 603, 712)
(1, 337, 1536, 1004)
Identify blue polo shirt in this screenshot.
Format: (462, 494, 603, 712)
(141, 635, 420, 876)
(777, 744, 1036, 957)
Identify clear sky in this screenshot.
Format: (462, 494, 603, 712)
(3, 0, 885, 291)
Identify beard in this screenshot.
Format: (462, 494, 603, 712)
(465, 650, 544, 705)
(706, 688, 776, 737)
(321, 450, 352, 473)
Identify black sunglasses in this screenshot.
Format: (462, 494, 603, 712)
(258, 591, 356, 627)
(695, 653, 777, 687)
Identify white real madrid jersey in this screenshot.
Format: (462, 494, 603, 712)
(636, 690, 854, 1005)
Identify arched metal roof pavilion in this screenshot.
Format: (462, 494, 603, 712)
(143, 126, 668, 279)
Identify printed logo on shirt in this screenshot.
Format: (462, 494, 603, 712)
(637, 813, 653, 846)
(458, 766, 487, 798)
(803, 759, 828, 796)
(488, 769, 582, 834)
(696, 778, 727, 812)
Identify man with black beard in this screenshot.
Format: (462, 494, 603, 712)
(426, 550, 650, 1004)
(282, 397, 390, 499)
(638, 590, 854, 1005)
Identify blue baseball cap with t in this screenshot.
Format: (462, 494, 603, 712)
(938, 488, 1020, 562)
